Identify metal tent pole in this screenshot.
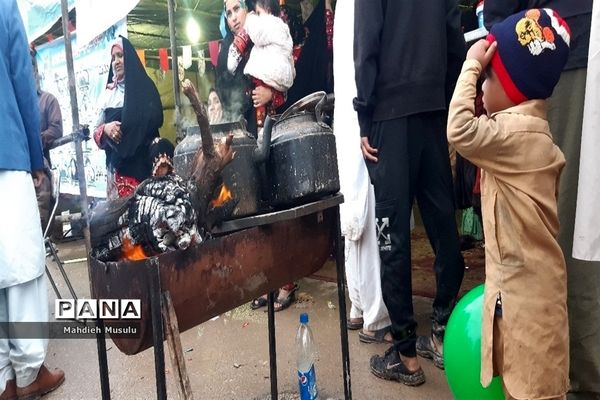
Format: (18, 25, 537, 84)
(59, 1, 110, 398)
(167, 0, 182, 140)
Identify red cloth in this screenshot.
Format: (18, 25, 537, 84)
(325, 9, 334, 51)
(251, 77, 285, 127)
(233, 29, 250, 55)
(93, 124, 105, 149)
(208, 40, 220, 66)
(114, 171, 140, 198)
(473, 167, 481, 195)
(292, 45, 303, 64)
(158, 48, 169, 72)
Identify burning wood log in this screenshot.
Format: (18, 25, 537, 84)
(91, 175, 201, 262)
(181, 79, 235, 228)
(90, 80, 236, 262)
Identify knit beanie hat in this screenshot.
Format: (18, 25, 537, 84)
(149, 137, 175, 176)
(486, 9, 570, 104)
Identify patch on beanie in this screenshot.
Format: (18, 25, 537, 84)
(515, 9, 570, 56)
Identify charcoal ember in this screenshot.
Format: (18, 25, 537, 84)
(128, 175, 201, 253)
(90, 175, 202, 262)
(206, 198, 239, 228)
(90, 196, 132, 261)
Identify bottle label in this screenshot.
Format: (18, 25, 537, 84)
(298, 364, 318, 400)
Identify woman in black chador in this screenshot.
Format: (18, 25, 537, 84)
(93, 36, 163, 198)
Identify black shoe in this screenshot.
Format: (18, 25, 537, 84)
(416, 335, 444, 369)
(370, 346, 426, 386)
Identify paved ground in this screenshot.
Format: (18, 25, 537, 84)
(41, 239, 456, 400)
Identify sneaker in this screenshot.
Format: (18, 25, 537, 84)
(370, 346, 426, 386)
(416, 335, 444, 369)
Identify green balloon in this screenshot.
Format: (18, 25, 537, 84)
(444, 284, 505, 400)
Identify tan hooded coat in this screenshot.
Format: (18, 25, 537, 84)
(447, 59, 569, 398)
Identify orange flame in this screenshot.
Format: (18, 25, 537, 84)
(210, 184, 233, 208)
(122, 237, 147, 261)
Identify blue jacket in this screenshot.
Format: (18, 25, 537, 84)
(0, 0, 43, 173)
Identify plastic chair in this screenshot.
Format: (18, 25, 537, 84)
(44, 170, 78, 300)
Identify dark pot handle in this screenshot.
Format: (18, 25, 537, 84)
(253, 115, 273, 164)
(315, 92, 334, 126)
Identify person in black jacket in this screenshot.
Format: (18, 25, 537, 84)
(484, 1, 596, 398)
(353, 0, 466, 386)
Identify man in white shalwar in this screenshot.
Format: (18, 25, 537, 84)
(0, 1, 64, 398)
(332, 0, 391, 343)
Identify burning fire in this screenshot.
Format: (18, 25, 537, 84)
(210, 183, 233, 208)
(122, 237, 147, 261)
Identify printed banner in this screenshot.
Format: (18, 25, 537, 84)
(36, 19, 127, 198)
(17, 0, 75, 42)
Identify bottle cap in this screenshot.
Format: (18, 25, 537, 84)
(300, 313, 309, 324)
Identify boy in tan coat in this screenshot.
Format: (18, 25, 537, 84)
(447, 9, 571, 400)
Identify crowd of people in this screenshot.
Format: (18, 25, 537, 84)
(1, 0, 598, 399)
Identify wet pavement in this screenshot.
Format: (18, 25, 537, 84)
(41, 239, 455, 400)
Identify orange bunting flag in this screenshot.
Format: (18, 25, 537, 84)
(136, 49, 146, 67)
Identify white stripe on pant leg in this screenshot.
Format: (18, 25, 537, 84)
(358, 186, 391, 332)
(6, 274, 48, 388)
(0, 288, 16, 393)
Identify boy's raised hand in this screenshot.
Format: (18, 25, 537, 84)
(467, 39, 497, 70)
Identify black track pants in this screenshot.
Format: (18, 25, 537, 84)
(365, 112, 465, 357)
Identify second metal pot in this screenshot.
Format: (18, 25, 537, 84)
(173, 121, 271, 218)
(264, 93, 340, 208)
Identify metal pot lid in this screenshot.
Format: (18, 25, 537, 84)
(183, 120, 249, 139)
(278, 91, 326, 123)
(209, 120, 246, 135)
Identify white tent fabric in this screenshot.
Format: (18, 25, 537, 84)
(75, 0, 139, 47)
(573, 1, 600, 261)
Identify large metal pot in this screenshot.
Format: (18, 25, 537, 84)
(264, 92, 339, 208)
(173, 121, 272, 218)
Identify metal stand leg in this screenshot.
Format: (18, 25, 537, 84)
(149, 257, 167, 400)
(45, 265, 61, 299)
(47, 238, 78, 300)
(96, 319, 111, 400)
(334, 207, 352, 400)
(267, 291, 278, 400)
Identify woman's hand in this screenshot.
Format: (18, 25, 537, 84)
(252, 86, 273, 108)
(103, 121, 122, 144)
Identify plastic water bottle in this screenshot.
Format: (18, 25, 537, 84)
(296, 313, 319, 400)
